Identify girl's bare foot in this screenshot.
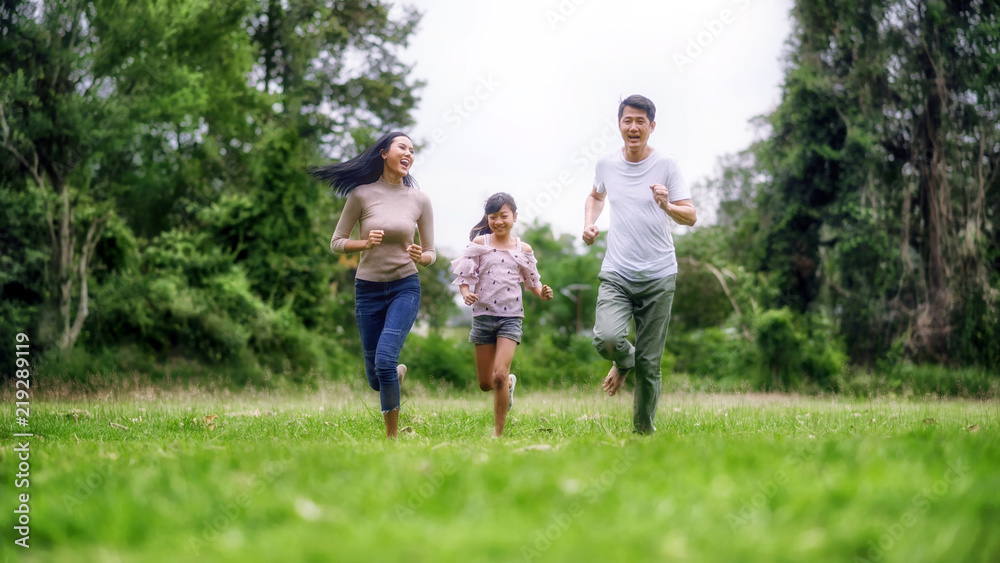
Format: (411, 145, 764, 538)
(602, 366, 627, 396)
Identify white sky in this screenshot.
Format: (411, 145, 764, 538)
(402, 0, 794, 256)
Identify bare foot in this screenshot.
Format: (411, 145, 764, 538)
(397, 364, 407, 385)
(602, 365, 627, 396)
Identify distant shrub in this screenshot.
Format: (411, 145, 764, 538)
(835, 363, 999, 398)
(402, 332, 477, 389)
(516, 332, 608, 388)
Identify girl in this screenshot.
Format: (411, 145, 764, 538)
(309, 131, 435, 439)
(451, 193, 553, 437)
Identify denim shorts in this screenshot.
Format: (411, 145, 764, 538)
(469, 315, 523, 345)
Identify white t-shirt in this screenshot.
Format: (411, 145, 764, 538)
(593, 148, 691, 281)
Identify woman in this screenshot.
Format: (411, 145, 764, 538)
(310, 132, 435, 438)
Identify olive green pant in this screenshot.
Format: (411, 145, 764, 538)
(592, 271, 676, 434)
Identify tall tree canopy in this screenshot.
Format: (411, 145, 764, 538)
(1, 0, 427, 377)
(721, 0, 999, 367)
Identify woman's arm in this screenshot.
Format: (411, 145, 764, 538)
(412, 194, 437, 266)
(331, 194, 373, 254)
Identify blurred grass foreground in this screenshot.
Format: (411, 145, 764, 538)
(1, 381, 997, 562)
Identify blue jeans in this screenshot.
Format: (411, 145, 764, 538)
(355, 274, 421, 413)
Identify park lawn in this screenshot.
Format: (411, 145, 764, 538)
(1, 383, 998, 563)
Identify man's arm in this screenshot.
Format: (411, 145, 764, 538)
(650, 184, 697, 227)
(582, 187, 606, 245)
(665, 198, 697, 226)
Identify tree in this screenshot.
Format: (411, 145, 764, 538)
(1, 0, 427, 377)
(717, 0, 1000, 367)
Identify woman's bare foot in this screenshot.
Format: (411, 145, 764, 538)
(397, 364, 407, 385)
(602, 365, 627, 396)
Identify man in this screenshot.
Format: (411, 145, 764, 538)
(582, 94, 697, 434)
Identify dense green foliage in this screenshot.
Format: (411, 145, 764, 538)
(678, 0, 999, 389)
(709, 0, 1000, 368)
(1, 0, 996, 393)
(0, 0, 437, 382)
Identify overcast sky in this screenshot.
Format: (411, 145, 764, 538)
(400, 0, 794, 256)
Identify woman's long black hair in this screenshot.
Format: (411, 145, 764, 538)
(308, 131, 417, 196)
(469, 192, 518, 241)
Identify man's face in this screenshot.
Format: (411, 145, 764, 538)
(619, 106, 655, 150)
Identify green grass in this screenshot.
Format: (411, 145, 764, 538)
(2, 381, 998, 562)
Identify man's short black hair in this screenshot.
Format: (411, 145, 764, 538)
(618, 95, 656, 122)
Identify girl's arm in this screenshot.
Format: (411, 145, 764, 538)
(529, 284, 554, 301)
(519, 242, 551, 300)
(451, 244, 481, 301)
(460, 284, 479, 306)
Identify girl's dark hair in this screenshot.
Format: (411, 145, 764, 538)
(469, 192, 518, 241)
(308, 131, 416, 196)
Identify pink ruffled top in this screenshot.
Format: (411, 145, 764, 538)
(451, 235, 542, 318)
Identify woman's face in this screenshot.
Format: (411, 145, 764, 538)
(487, 203, 516, 237)
(381, 136, 415, 178)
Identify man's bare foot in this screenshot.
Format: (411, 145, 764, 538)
(602, 365, 627, 396)
(397, 364, 407, 385)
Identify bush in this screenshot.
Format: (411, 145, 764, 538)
(402, 332, 477, 389)
(516, 332, 608, 388)
(56, 229, 354, 385)
(667, 327, 756, 385)
(834, 363, 999, 398)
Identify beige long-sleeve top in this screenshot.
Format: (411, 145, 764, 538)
(330, 177, 436, 281)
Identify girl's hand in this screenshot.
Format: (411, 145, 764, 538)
(407, 244, 424, 264)
(463, 292, 479, 306)
(540, 285, 554, 301)
(366, 229, 385, 249)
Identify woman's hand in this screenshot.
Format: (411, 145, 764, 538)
(407, 244, 425, 264)
(366, 229, 385, 249)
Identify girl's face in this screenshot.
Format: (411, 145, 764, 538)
(487, 204, 516, 237)
(381, 136, 415, 178)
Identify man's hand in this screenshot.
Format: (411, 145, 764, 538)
(582, 224, 600, 246)
(650, 184, 670, 211)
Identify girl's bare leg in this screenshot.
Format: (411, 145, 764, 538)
(491, 337, 518, 437)
(475, 344, 497, 391)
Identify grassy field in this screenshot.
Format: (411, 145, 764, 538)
(2, 380, 998, 563)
